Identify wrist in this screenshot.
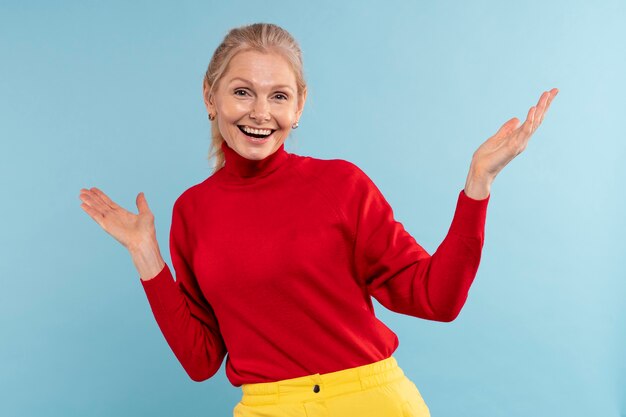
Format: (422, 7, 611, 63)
(128, 237, 159, 255)
(464, 165, 493, 200)
(129, 240, 166, 281)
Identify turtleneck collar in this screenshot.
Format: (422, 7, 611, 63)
(220, 141, 290, 180)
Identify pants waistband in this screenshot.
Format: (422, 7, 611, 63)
(240, 356, 405, 405)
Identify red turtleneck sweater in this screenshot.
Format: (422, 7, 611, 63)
(140, 141, 490, 386)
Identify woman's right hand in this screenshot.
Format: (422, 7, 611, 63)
(79, 187, 157, 252)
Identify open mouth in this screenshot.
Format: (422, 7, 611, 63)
(238, 125, 276, 139)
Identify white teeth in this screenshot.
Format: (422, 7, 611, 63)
(241, 126, 272, 135)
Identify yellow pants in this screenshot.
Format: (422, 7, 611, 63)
(233, 356, 431, 417)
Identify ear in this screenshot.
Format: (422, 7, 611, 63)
(203, 78, 216, 115)
(295, 86, 307, 120)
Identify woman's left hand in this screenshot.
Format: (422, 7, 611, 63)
(464, 88, 559, 199)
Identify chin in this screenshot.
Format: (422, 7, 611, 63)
(235, 136, 284, 159)
(243, 150, 269, 160)
(235, 142, 274, 160)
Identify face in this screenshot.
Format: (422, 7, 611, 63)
(204, 49, 307, 161)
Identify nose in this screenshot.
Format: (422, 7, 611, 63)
(250, 98, 271, 123)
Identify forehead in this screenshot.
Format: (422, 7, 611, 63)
(223, 50, 297, 89)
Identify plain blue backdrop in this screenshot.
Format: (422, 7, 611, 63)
(1, 1, 624, 416)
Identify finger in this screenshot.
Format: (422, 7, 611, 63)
(538, 88, 558, 125)
(535, 90, 548, 107)
(136, 192, 151, 214)
(90, 187, 119, 210)
(80, 202, 106, 228)
(533, 91, 550, 130)
(522, 106, 536, 135)
(80, 189, 110, 213)
(495, 117, 520, 138)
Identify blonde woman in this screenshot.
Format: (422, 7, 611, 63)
(79, 22, 557, 417)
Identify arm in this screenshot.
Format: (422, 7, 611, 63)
(139, 199, 227, 381)
(353, 169, 489, 322)
(357, 88, 558, 321)
(78, 187, 226, 380)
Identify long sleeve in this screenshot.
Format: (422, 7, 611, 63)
(140, 198, 227, 381)
(351, 168, 489, 322)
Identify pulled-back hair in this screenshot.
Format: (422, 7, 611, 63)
(203, 23, 307, 173)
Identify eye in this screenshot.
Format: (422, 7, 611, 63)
(234, 89, 249, 97)
(274, 93, 288, 101)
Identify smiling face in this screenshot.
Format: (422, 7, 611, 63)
(204, 49, 306, 161)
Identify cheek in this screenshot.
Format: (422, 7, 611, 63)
(273, 105, 297, 126)
(218, 98, 250, 122)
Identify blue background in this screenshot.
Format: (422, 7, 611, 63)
(1, 1, 624, 416)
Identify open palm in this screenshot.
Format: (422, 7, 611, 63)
(79, 187, 156, 252)
(472, 88, 559, 179)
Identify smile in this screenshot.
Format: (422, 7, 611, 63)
(238, 125, 276, 139)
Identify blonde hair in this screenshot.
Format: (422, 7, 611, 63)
(203, 23, 307, 173)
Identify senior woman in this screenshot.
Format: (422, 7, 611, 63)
(79, 22, 557, 417)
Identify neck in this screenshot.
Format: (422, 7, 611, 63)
(220, 141, 290, 180)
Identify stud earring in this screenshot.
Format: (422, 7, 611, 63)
(292, 121, 299, 129)
(208, 113, 216, 121)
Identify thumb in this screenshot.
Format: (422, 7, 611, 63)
(136, 192, 150, 214)
(495, 117, 520, 137)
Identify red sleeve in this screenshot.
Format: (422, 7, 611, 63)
(140, 198, 227, 381)
(351, 167, 489, 322)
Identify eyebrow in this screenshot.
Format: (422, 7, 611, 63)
(227, 77, 295, 93)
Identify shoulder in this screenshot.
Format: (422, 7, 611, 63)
(170, 179, 208, 220)
(291, 153, 371, 187)
(289, 153, 379, 216)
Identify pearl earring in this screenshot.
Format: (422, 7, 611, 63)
(292, 121, 299, 129)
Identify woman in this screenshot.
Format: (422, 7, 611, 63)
(79, 23, 557, 417)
